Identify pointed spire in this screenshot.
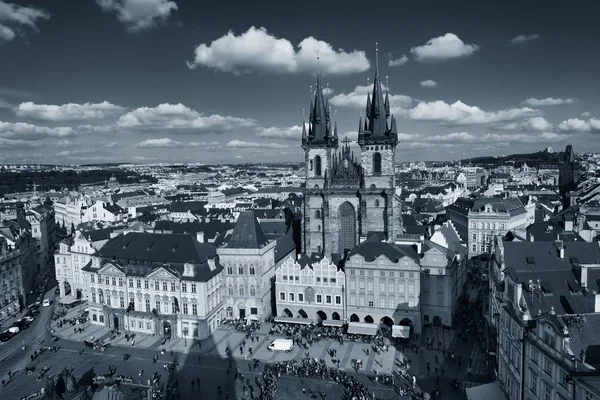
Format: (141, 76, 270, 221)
(390, 115, 398, 133)
(384, 75, 390, 118)
(334, 121, 338, 138)
(302, 121, 307, 139)
(358, 116, 363, 133)
(366, 93, 371, 120)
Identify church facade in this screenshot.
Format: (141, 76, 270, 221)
(301, 63, 403, 259)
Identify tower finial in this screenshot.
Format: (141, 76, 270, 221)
(317, 49, 320, 78)
(386, 75, 389, 91)
(303, 108, 305, 121)
(375, 42, 379, 74)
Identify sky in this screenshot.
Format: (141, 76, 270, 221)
(0, 0, 599, 165)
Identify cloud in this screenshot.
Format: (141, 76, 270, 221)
(0, 1, 50, 42)
(257, 125, 303, 141)
(117, 103, 256, 133)
(77, 124, 118, 134)
(0, 121, 75, 140)
(103, 141, 119, 148)
(0, 98, 12, 108)
(521, 97, 577, 106)
(187, 26, 370, 76)
(56, 139, 74, 148)
(493, 117, 553, 132)
(227, 140, 287, 149)
(558, 118, 600, 133)
(407, 100, 540, 125)
(58, 149, 95, 157)
(329, 83, 413, 109)
(137, 138, 223, 149)
(389, 55, 409, 67)
(423, 131, 568, 144)
(410, 33, 479, 62)
(0, 137, 42, 148)
(15, 101, 126, 121)
(581, 111, 591, 118)
(96, 0, 178, 33)
(322, 87, 335, 96)
(511, 34, 540, 45)
(420, 80, 438, 88)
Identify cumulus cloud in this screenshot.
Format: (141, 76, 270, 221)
(410, 33, 479, 62)
(117, 103, 256, 133)
(257, 125, 303, 140)
(56, 139, 74, 148)
(558, 118, 600, 133)
(407, 100, 540, 125)
(521, 97, 577, 106)
(0, 137, 42, 148)
(15, 101, 126, 121)
(0, 121, 75, 140)
(511, 34, 540, 45)
(329, 84, 413, 109)
(58, 149, 95, 157)
(103, 141, 119, 148)
(494, 117, 553, 132)
(135, 138, 222, 148)
(0, 1, 50, 42)
(420, 80, 438, 88)
(581, 111, 591, 118)
(77, 124, 118, 134)
(227, 140, 287, 149)
(322, 87, 335, 96)
(187, 26, 370, 76)
(389, 55, 409, 67)
(96, 0, 178, 33)
(421, 131, 568, 144)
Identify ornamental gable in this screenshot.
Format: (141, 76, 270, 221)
(148, 266, 178, 280)
(98, 262, 124, 275)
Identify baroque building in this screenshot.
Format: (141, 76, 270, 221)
(301, 52, 402, 259)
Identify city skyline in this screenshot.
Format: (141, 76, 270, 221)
(1, 0, 599, 164)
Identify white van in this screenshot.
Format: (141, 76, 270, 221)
(42, 299, 51, 307)
(267, 338, 294, 353)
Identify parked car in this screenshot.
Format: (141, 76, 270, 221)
(42, 299, 51, 307)
(0, 331, 14, 342)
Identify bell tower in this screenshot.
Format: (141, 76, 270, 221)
(301, 55, 339, 255)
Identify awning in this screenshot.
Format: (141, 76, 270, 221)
(322, 320, 345, 328)
(246, 315, 259, 324)
(274, 316, 311, 325)
(466, 382, 508, 400)
(347, 322, 378, 336)
(59, 296, 79, 305)
(392, 325, 411, 338)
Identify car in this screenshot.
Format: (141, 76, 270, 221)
(55, 288, 60, 294)
(267, 338, 294, 353)
(42, 299, 51, 307)
(0, 331, 14, 342)
(22, 316, 34, 323)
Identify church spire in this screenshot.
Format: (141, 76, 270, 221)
(384, 75, 390, 118)
(304, 51, 334, 147)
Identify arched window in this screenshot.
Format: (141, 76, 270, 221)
(315, 210, 321, 219)
(250, 286, 256, 296)
(228, 285, 233, 296)
(239, 285, 245, 296)
(315, 156, 322, 176)
(373, 152, 382, 174)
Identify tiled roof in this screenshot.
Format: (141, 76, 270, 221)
(226, 211, 269, 249)
(169, 201, 208, 214)
(471, 197, 526, 216)
(274, 235, 296, 263)
(153, 220, 234, 241)
(558, 314, 600, 368)
(347, 240, 420, 263)
(82, 226, 125, 242)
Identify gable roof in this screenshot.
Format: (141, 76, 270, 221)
(347, 240, 420, 263)
(226, 211, 269, 249)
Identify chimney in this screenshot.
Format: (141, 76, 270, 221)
(580, 265, 588, 289)
(595, 294, 600, 313)
(560, 246, 565, 259)
(416, 242, 422, 254)
(196, 231, 204, 243)
(530, 234, 534, 242)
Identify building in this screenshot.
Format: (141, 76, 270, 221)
(26, 201, 56, 272)
(54, 194, 89, 233)
(275, 254, 345, 322)
(218, 211, 295, 320)
(345, 238, 422, 335)
(81, 200, 128, 224)
(559, 144, 578, 190)
(0, 235, 25, 320)
(488, 238, 600, 400)
(81, 232, 224, 340)
(463, 167, 485, 190)
(301, 54, 402, 258)
(446, 197, 528, 257)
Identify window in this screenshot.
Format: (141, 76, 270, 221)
(171, 282, 176, 292)
(289, 293, 295, 301)
(112, 277, 116, 286)
(544, 357, 552, 376)
(156, 300, 161, 313)
(380, 298, 386, 308)
(408, 284, 414, 294)
(373, 152, 382, 174)
(120, 296, 125, 308)
(542, 382, 552, 400)
(92, 314, 97, 321)
(368, 270, 373, 277)
(91, 275, 95, 283)
(155, 281, 159, 290)
(183, 303, 188, 314)
(472, 233, 477, 241)
(360, 270, 364, 276)
(250, 286, 256, 296)
(359, 281, 365, 290)
(409, 273, 414, 278)
(239, 286, 245, 296)
(326, 295, 332, 304)
(350, 280, 355, 290)
(227, 266, 233, 274)
(228, 286, 234, 296)
(191, 284, 196, 293)
(317, 277, 321, 283)
(192, 304, 197, 316)
(586, 390, 598, 400)
(335, 295, 341, 305)
(182, 283, 187, 292)
(298, 293, 304, 302)
(531, 348, 539, 364)
(471, 222, 476, 229)
(368, 299, 374, 307)
(350, 270, 355, 275)
(249, 267, 255, 275)
(350, 296, 356, 306)
(380, 271, 385, 277)
(367, 281, 373, 291)
(134, 279, 139, 288)
(163, 282, 167, 291)
(105, 276, 110, 285)
(399, 283, 404, 294)
(118, 278, 123, 287)
(472, 244, 476, 252)
(559, 369, 568, 388)
(388, 283, 394, 293)
(315, 155, 322, 176)
(438, 269, 444, 275)
(316, 294, 322, 303)
(99, 315, 104, 323)
(92, 293, 96, 303)
(145, 299, 151, 312)
(315, 210, 321, 219)
(530, 370, 538, 394)
(323, 278, 328, 283)
(280, 292, 286, 301)
(389, 298, 395, 308)
(359, 297, 365, 306)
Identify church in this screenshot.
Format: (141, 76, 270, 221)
(301, 53, 403, 260)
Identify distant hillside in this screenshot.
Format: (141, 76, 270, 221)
(463, 150, 560, 168)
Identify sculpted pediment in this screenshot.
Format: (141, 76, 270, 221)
(98, 262, 124, 275)
(148, 267, 177, 280)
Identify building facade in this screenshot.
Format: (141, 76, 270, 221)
(82, 232, 224, 340)
(275, 254, 345, 322)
